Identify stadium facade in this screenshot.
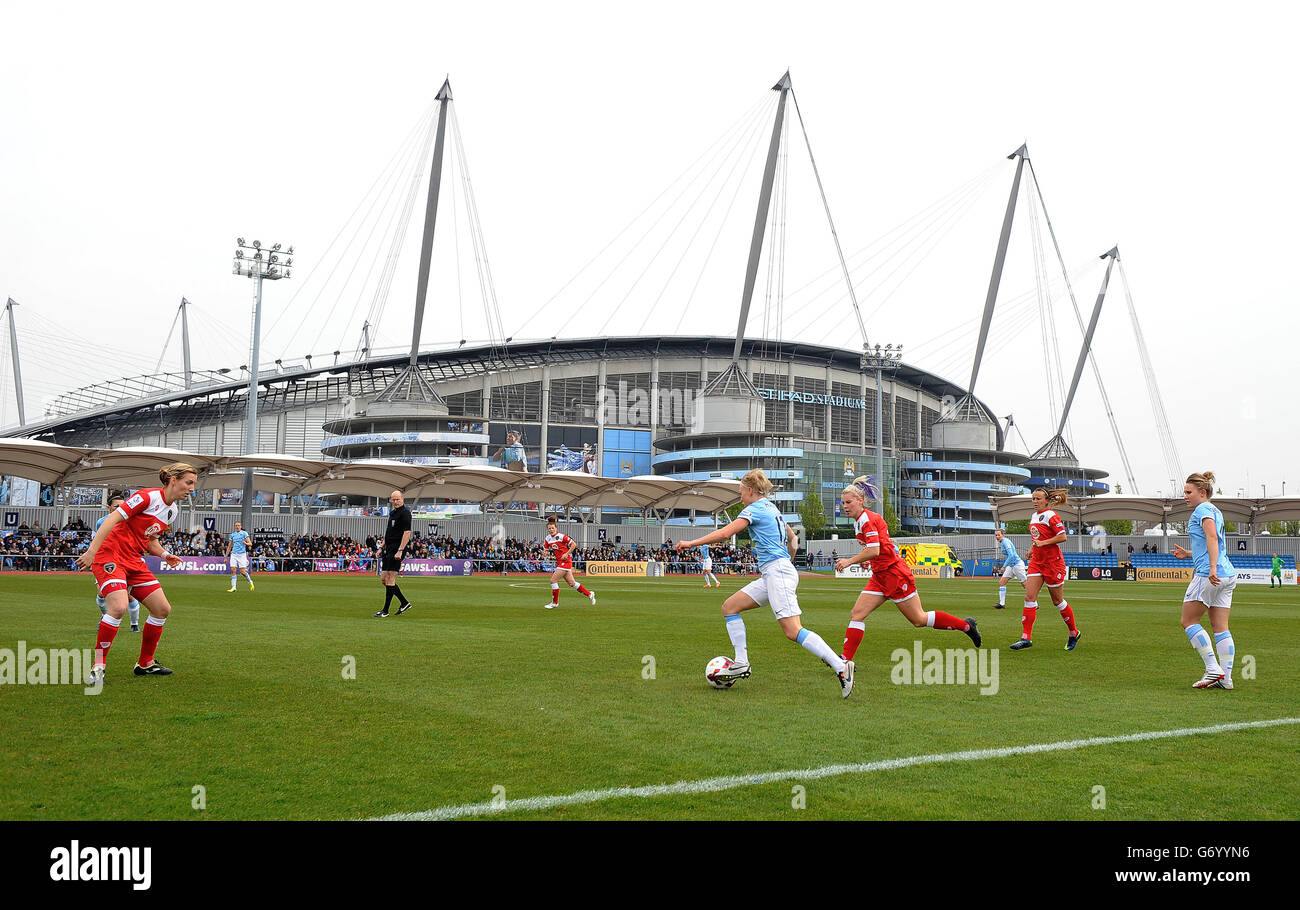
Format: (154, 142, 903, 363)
(9, 335, 1034, 532)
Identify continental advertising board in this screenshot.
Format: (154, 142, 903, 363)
(584, 561, 648, 577)
(1134, 566, 1194, 583)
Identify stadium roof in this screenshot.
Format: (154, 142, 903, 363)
(7, 335, 990, 442)
(991, 495, 1300, 525)
(0, 439, 745, 515)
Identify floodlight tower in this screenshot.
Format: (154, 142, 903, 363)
(232, 238, 293, 529)
(861, 342, 902, 507)
(4, 298, 25, 426)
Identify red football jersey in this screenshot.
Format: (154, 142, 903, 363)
(543, 533, 575, 566)
(854, 509, 903, 573)
(97, 488, 180, 564)
(1028, 509, 1066, 561)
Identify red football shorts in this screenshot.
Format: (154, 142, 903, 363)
(92, 556, 161, 598)
(1027, 556, 1066, 587)
(863, 562, 918, 602)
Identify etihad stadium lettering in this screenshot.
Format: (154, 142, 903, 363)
(758, 388, 866, 409)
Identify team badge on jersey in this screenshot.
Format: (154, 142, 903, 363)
(105, 562, 116, 573)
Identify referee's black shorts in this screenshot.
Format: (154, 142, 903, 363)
(381, 553, 403, 573)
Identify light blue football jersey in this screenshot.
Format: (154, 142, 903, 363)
(230, 530, 250, 555)
(1189, 502, 1236, 578)
(738, 498, 790, 568)
(999, 536, 1023, 567)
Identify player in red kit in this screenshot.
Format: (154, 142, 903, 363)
(542, 515, 594, 609)
(835, 476, 980, 663)
(1011, 487, 1081, 651)
(75, 462, 198, 682)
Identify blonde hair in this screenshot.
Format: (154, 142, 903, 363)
(1186, 471, 1216, 498)
(1034, 487, 1069, 507)
(841, 474, 878, 502)
(159, 462, 198, 486)
(740, 469, 774, 497)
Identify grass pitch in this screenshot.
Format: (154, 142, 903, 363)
(1, 573, 1297, 820)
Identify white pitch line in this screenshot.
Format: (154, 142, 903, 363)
(372, 716, 1300, 821)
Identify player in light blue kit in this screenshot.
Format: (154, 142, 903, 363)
(1171, 471, 1237, 689)
(697, 544, 719, 588)
(225, 521, 255, 592)
(992, 528, 1027, 609)
(676, 469, 853, 698)
(94, 494, 140, 632)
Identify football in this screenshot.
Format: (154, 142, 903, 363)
(705, 655, 737, 689)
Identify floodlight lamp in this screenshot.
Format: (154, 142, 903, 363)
(270, 254, 278, 263)
(272, 243, 281, 251)
(285, 258, 292, 266)
(287, 246, 294, 254)
(237, 237, 246, 246)
(252, 240, 261, 249)
(235, 250, 243, 259)
(254, 251, 262, 260)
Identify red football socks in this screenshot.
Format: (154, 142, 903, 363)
(1059, 602, 1078, 634)
(139, 617, 165, 666)
(576, 584, 591, 597)
(1021, 603, 1038, 639)
(842, 624, 865, 661)
(94, 616, 121, 667)
(930, 611, 968, 632)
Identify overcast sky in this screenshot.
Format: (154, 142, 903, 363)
(2, 0, 1296, 496)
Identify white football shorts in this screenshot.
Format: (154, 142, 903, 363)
(701, 558, 713, 572)
(229, 553, 249, 570)
(1000, 562, 1027, 583)
(1183, 574, 1237, 609)
(739, 559, 802, 620)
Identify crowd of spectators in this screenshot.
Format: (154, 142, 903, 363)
(1, 525, 761, 575)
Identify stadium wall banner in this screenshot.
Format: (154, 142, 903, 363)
(1068, 566, 1132, 581)
(1134, 566, 1194, 583)
(910, 564, 943, 578)
(400, 559, 473, 577)
(1232, 568, 1297, 585)
(585, 561, 648, 577)
(143, 556, 229, 574)
(834, 564, 872, 579)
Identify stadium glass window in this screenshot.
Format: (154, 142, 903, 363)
(753, 371, 789, 433)
(895, 396, 918, 449)
(830, 381, 862, 443)
(489, 382, 541, 422)
(548, 375, 598, 425)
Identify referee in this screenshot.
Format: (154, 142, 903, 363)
(374, 489, 413, 617)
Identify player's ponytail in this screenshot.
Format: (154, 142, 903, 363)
(842, 474, 879, 502)
(159, 462, 198, 486)
(740, 469, 774, 497)
(1186, 471, 1215, 498)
